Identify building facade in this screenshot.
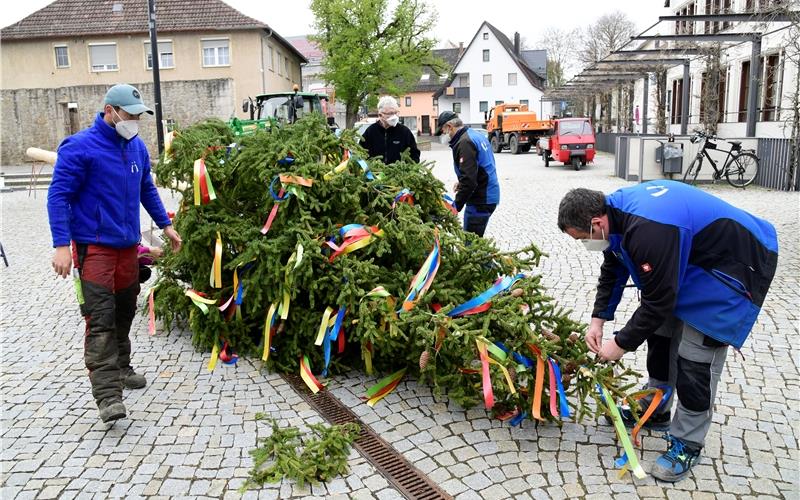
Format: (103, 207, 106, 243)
(436, 22, 550, 127)
(1, 0, 306, 164)
(397, 47, 461, 135)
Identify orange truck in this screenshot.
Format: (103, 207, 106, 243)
(485, 103, 553, 154)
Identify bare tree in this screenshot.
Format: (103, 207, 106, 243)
(538, 27, 578, 88)
(574, 12, 636, 130)
(653, 70, 668, 134)
(575, 11, 637, 68)
(699, 44, 725, 135)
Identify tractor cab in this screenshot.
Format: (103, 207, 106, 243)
(231, 90, 333, 136)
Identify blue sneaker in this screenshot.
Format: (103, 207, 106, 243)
(651, 434, 702, 482)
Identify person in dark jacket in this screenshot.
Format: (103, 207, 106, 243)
(360, 96, 420, 165)
(48, 84, 182, 423)
(435, 110, 500, 237)
(558, 180, 778, 482)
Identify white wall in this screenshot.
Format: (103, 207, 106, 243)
(661, 2, 797, 139)
(445, 23, 550, 126)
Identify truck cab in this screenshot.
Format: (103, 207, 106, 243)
(485, 103, 553, 155)
(538, 118, 596, 170)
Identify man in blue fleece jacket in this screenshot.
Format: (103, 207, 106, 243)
(47, 84, 182, 423)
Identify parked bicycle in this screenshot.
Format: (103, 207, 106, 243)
(682, 130, 759, 188)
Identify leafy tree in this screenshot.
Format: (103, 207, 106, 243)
(310, 0, 443, 127)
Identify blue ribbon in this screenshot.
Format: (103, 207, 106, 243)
(509, 411, 528, 427)
(321, 307, 346, 377)
(269, 176, 292, 201)
(393, 188, 414, 205)
(494, 341, 534, 369)
(656, 385, 673, 412)
(277, 156, 295, 166)
(356, 158, 375, 180)
(447, 274, 525, 318)
(548, 358, 571, 418)
(400, 242, 440, 310)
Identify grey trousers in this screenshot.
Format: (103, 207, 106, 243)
(641, 317, 728, 449)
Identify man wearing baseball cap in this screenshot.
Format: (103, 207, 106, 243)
(435, 110, 500, 237)
(47, 83, 182, 423)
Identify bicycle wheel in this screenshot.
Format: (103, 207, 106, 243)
(725, 152, 758, 188)
(683, 156, 702, 185)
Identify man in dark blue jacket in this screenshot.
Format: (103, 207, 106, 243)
(48, 84, 182, 423)
(558, 180, 777, 482)
(435, 111, 500, 237)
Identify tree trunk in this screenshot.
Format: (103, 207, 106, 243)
(345, 103, 360, 129)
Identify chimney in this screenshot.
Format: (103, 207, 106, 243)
(514, 32, 520, 55)
(458, 41, 465, 57)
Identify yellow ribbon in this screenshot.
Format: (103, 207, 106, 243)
(210, 231, 222, 289)
(193, 159, 201, 206)
(315, 307, 334, 346)
(208, 342, 219, 371)
(262, 303, 278, 361)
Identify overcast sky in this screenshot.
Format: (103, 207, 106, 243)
(5, 0, 670, 48)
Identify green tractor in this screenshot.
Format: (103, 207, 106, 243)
(230, 88, 335, 136)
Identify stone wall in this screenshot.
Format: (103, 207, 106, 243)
(1, 79, 234, 165)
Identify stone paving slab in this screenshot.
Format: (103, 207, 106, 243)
(1, 145, 798, 499)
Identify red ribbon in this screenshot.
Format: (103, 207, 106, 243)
(260, 188, 285, 235)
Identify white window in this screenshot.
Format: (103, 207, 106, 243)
(276, 51, 283, 75)
(420, 73, 430, 81)
(144, 41, 174, 69)
(284, 56, 289, 77)
(483, 74, 492, 87)
(202, 39, 229, 67)
(508, 72, 518, 86)
(54, 45, 69, 68)
(453, 102, 461, 113)
(270, 47, 275, 71)
(483, 32, 489, 40)
(405, 96, 412, 106)
(483, 49, 490, 62)
(520, 99, 529, 107)
(457, 74, 469, 87)
(89, 43, 118, 72)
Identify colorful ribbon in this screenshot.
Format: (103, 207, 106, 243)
(399, 234, 440, 312)
(586, 369, 646, 479)
(185, 289, 217, 314)
(193, 158, 217, 206)
(442, 194, 458, 214)
(447, 274, 525, 318)
(209, 231, 222, 289)
(219, 341, 239, 365)
(322, 307, 346, 377)
(547, 358, 571, 418)
(208, 342, 220, 371)
(529, 345, 546, 421)
(315, 307, 335, 346)
(326, 224, 384, 262)
(363, 342, 374, 375)
(629, 386, 669, 446)
(324, 150, 351, 181)
(147, 287, 156, 335)
(356, 157, 375, 180)
(364, 368, 406, 407)
(476, 340, 495, 410)
(300, 355, 324, 394)
(362, 286, 391, 300)
(262, 303, 278, 362)
(392, 189, 415, 208)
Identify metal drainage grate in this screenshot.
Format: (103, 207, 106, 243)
(282, 373, 452, 500)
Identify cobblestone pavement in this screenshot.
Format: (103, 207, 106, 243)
(1, 144, 798, 499)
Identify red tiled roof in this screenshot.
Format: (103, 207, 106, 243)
(286, 36, 324, 62)
(2, 0, 306, 62)
(2, 0, 267, 38)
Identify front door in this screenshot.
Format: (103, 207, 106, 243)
(421, 115, 430, 134)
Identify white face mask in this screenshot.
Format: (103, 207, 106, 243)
(111, 108, 139, 140)
(580, 222, 609, 252)
(386, 115, 400, 127)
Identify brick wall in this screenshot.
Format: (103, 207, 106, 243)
(1, 79, 234, 165)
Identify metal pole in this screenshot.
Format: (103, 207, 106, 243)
(746, 34, 762, 137)
(681, 61, 690, 135)
(642, 74, 649, 134)
(148, 0, 165, 155)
